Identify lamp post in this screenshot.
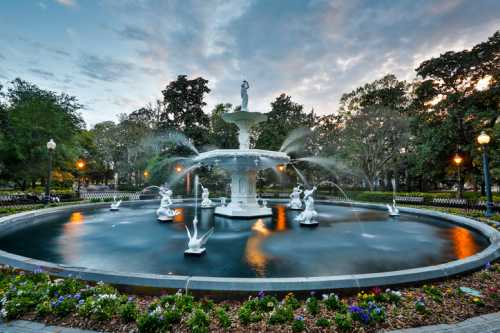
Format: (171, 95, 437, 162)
(76, 160, 85, 198)
(477, 131, 494, 217)
(44, 139, 56, 204)
(453, 153, 463, 199)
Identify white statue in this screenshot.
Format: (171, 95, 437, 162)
(241, 80, 249, 111)
(288, 185, 303, 210)
(156, 184, 179, 221)
(110, 196, 121, 211)
(184, 217, 214, 255)
(200, 184, 214, 208)
(387, 199, 400, 217)
(295, 186, 318, 226)
(220, 197, 227, 207)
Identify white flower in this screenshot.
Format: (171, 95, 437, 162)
(0, 308, 7, 318)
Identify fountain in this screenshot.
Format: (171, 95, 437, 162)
(109, 196, 121, 211)
(156, 184, 180, 222)
(200, 184, 214, 208)
(185, 175, 214, 256)
(387, 179, 400, 217)
(192, 80, 290, 217)
(288, 185, 303, 210)
(295, 186, 319, 226)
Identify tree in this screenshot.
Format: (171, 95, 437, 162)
(255, 94, 316, 152)
(410, 30, 499, 190)
(209, 103, 238, 149)
(339, 106, 409, 190)
(160, 75, 211, 147)
(0, 78, 84, 189)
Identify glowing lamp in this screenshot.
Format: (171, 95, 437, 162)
(477, 131, 491, 145)
(453, 153, 463, 166)
(46, 139, 56, 150)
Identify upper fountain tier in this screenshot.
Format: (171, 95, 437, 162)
(192, 110, 290, 171)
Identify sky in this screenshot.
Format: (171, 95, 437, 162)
(0, 0, 498, 128)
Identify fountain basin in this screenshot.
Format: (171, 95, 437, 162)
(0, 200, 498, 294)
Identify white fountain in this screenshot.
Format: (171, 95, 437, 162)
(156, 184, 180, 222)
(185, 175, 214, 256)
(288, 185, 303, 210)
(192, 80, 290, 218)
(200, 184, 214, 208)
(295, 186, 319, 226)
(109, 196, 121, 211)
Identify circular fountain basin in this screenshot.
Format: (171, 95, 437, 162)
(0, 200, 498, 293)
(193, 149, 290, 170)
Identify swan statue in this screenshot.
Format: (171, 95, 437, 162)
(184, 217, 214, 256)
(387, 199, 400, 217)
(110, 196, 121, 211)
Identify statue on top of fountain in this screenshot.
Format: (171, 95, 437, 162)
(200, 184, 214, 208)
(288, 185, 303, 210)
(156, 183, 179, 221)
(295, 186, 318, 226)
(241, 80, 249, 111)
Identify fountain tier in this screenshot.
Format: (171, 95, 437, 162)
(193, 111, 290, 217)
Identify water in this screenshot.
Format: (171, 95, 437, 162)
(0, 202, 489, 278)
(279, 127, 311, 154)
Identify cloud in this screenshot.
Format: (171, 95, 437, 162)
(78, 54, 134, 82)
(117, 25, 151, 41)
(29, 68, 55, 79)
(54, 0, 76, 7)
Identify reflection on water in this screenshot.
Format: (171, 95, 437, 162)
(173, 208, 184, 223)
(449, 226, 480, 259)
(245, 219, 272, 276)
(69, 212, 84, 224)
(275, 206, 287, 231)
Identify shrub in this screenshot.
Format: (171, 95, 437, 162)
(316, 317, 331, 327)
(215, 307, 231, 329)
(292, 316, 306, 332)
(335, 313, 353, 331)
(136, 310, 165, 333)
(268, 304, 293, 325)
(306, 296, 319, 315)
(283, 292, 300, 310)
(119, 299, 138, 322)
(187, 308, 210, 333)
(423, 285, 443, 303)
(238, 301, 262, 325)
(90, 198, 102, 203)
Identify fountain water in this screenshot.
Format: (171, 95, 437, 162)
(192, 80, 290, 217)
(185, 175, 214, 256)
(387, 178, 400, 217)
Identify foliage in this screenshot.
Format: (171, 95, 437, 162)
(334, 312, 353, 331)
(187, 308, 210, 333)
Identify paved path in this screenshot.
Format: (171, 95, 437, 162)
(386, 312, 500, 333)
(1, 312, 499, 332)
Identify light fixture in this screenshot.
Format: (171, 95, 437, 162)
(477, 131, 491, 145)
(46, 138, 56, 150)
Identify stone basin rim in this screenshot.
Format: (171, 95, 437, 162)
(0, 199, 498, 293)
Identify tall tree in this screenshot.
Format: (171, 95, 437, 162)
(0, 78, 84, 189)
(160, 75, 211, 147)
(255, 94, 316, 152)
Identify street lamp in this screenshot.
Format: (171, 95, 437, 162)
(453, 153, 463, 198)
(76, 159, 85, 198)
(477, 131, 494, 217)
(44, 139, 56, 204)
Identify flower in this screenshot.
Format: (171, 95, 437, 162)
(258, 290, 265, 299)
(295, 315, 304, 321)
(485, 262, 491, 270)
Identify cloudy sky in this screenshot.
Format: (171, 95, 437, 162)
(0, 0, 498, 127)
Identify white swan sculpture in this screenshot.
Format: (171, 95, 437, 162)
(387, 199, 400, 217)
(184, 217, 214, 256)
(110, 197, 121, 211)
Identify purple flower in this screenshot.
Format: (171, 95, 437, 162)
(74, 293, 81, 300)
(33, 266, 44, 274)
(258, 290, 265, 299)
(485, 262, 491, 270)
(295, 315, 304, 321)
(58, 296, 65, 302)
(78, 300, 84, 305)
(310, 291, 316, 296)
(128, 296, 134, 302)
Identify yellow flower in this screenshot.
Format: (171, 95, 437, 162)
(473, 297, 480, 302)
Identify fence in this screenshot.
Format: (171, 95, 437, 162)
(80, 191, 142, 201)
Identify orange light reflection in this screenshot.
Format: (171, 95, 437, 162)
(449, 226, 479, 259)
(275, 206, 287, 232)
(173, 208, 184, 223)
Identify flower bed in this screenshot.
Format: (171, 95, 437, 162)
(0, 263, 499, 332)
